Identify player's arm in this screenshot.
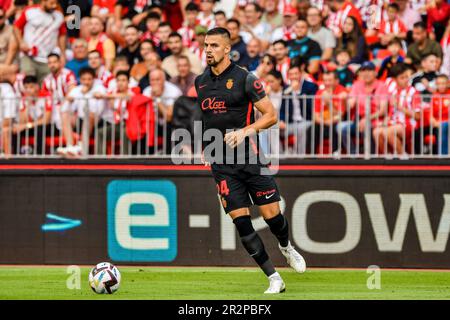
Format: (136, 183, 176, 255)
(224, 74, 277, 149)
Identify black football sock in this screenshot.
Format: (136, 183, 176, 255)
(265, 213, 289, 248)
(233, 215, 276, 277)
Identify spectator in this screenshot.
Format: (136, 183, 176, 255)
(162, 32, 203, 78)
(377, 38, 405, 80)
(178, 2, 198, 48)
(441, 22, 450, 77)
(429, 74, 450, 154)
(3, 75, 52, 155)
(406, 21, 443, 69)
(41, 53, 77, 131)
(137, 52, 165, 92)
(0, 7, 15, 66)
(227, 18, 250, 67)
(87, 16, 116, 72)
(88, 50, 114, 90)
(397, 0, 422, 32)
(190, 25, 208, 68)
(65, 39, 89, 82)
(143, 68, 182, 125)
(170, 55, 196, 96)
(334, 49, 354, 89)
(57, 67, 107, 157)
(327, 0, 363, 38)
(373, 63, 421, 156)
(141, 12, 162, 45)
(0, 77, 18, 155)
(272, 39, 291, 84)
(411, 53, 440, 96)
(307, 6, 336, 61)
(296, 0, 311, 19)
(288, 19, 322, 76)
(242, 37, 263, 72)
(143, 68, 182, 153)
(335, 16, 368, 66)
(91, 0, 117, 23)
(155, 21, 172, 60)
(265, 69, 284, 112)
(253, 53, 276, 81)
(426, 0, 450, 42)
(107, 54, 138, 91)
(262, 0, 283, 30)
(214, 10, 227, 29)
(313, 70, 348, 154)
(130, 41, 158, 81)
(13, 0, 67, 83)
(279, 63, 318, 154)
(119, 25, 143, 67)
(378, 3, 408, 48)
(95, 70, 138, 155)
(270, 5, 297, 43)
(198, 0, 216, 30)
(337, 61, 389, 154)
(242, 3, 272, 49)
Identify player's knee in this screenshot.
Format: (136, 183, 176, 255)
(265, 213, 288, 236)
(233, 215, 254, 238)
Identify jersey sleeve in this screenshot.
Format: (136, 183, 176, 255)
(245, 73, 266, 104)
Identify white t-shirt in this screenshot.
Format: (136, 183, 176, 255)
(62, 84, 107, 120)
(0, 83, 18, 121)
(246, 22, 272, 42)
(143, 81, 182, 124)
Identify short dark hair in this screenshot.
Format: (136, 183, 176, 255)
(273, 39, 287, 47)
(168, 31, 182, 40)
(413, 21, 427, 30)
(23, 75, 38, 85)
(323, 70, 338, 78)
(267, 69, 283, 81)
(158, 21, 171, 29)
(47, 53, 60, 60)
(214, 10, 226, 17)
(185, 2, 199, 12)
(387, 37, 402, 47)
(390, 63, 409, 78)
(146, 12, 161, 21)
(206, 27, 231, 40)
(125, 25, 139, 32)
(246, 3, 263, 13)
(227, 18, 240, 28)
(79, 67, 96, 78)
(387, 3, 400, 11)
(437, 74, 449, 81)
(115, 54, 129, 64)
(116, 71, 130, 79)
(422, 52, 438, 60)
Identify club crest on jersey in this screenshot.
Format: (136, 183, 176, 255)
(226, 79, 234, 90)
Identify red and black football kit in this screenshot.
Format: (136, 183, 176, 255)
(195, 62, 281, 214)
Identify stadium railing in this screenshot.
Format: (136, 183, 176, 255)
(0, 94, 448, 159)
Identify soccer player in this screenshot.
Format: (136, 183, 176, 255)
(195, 27, 306, 294)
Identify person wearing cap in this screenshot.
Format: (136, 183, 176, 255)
(336, 61, 389, 155)
(307, 6, 336, 61)
(191, 25, 208, 68)
(270, 4, 298, 43)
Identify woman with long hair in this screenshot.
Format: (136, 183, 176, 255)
(334, 16, 369, 65)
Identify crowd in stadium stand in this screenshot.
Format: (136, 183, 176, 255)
(0, 0, 449, 157)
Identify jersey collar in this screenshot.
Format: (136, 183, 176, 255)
(209, 61, 235, 80)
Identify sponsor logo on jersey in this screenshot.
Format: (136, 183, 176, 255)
(201, 97, 227, 113)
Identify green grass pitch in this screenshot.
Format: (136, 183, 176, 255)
(1, 266, 450, 300)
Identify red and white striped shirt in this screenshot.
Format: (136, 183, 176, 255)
(197, 12, 215, 30)
(276, 57, 290, 84)
(191, 44, 207, 68)
(385, 77, 398, 94)
(389, 85, 421, 127)
(19, 93, 52, 121)
(327, 2, 363, 36)
(177, 25, 196, 48)
(13, 73, 26, 98)
(141, 31, 160, 47)
(96, 66, 114, 90)
(379, 18, 407, 35)
(103, 87, 140, 124)
(41, 68, 77, 105)
(14, 5, 66, 63)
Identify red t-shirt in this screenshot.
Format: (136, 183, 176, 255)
(431, 90, 450, 123)
(314, 85, 348, 120)
(93, 0, 117, 14)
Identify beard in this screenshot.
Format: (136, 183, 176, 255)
(207, 55, 224, 67)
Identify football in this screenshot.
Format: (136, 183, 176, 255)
(88, 262, 121, 294)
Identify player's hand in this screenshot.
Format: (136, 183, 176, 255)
(224, 129, 246, 149)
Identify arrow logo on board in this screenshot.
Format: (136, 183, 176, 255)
(41, 213, 82, 232)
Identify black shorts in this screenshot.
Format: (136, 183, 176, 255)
(211, 164, 281, 214)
